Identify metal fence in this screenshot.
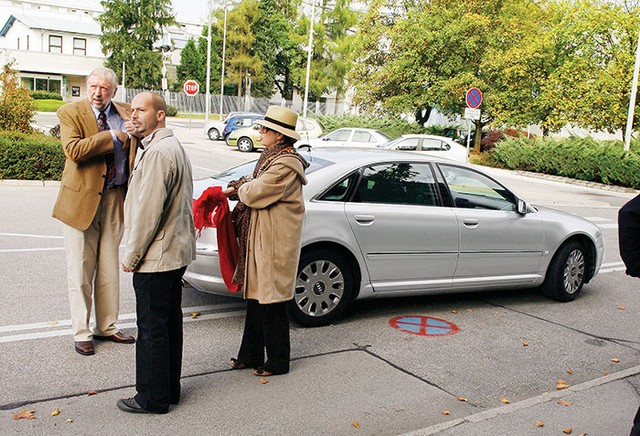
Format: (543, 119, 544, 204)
(122, 88, 348, 117)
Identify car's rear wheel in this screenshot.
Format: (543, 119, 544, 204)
(289, 248, 354, 327)
(207, 128, 221, 141)
(237, 137, 254, 152)
(542, 240, 586, 302)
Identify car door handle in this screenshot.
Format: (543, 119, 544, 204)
(462, 218, 479, 228)
(354, 215, 375, 224)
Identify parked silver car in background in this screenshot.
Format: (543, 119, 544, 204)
(380, 134, 469, 163)
(185, 148, 604, 327)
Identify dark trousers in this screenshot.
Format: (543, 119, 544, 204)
(237, 299, 291, 374)
(133, 267, 186, 413)
(631, 406, 640, 436)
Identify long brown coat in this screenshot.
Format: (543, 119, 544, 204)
(238, 154, 308, 304)
(52, 100, 139, 231)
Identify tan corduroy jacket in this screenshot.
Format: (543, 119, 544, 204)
(52, 100, 139, 231)
(238, 153, 308, 304)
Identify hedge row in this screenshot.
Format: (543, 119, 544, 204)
(0, 131, 64, 180)
(30, 91, 63, 100)
(490, 136, 640, 189)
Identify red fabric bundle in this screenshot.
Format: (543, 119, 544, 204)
(193, 186, 239, 292)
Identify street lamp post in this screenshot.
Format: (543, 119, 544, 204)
(302, 0, 316, 117)
(205, 0, 212, 125)
(219, 2, 229, 119)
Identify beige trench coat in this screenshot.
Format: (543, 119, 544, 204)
(238, 153, 308, 304)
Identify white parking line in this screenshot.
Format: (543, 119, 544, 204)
(0, 233, 63, 239)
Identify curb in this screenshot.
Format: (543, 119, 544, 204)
(0, 179, 60, 187)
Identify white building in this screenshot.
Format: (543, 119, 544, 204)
(0, 0, 203, 101)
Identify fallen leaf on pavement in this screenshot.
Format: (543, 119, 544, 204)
(617, 305, 625, 310)
(451, 310, 458, 314)
(456, 396, 467, 402)
(556, 380, 570, 390)
(12, 410, 35, 420)
(259, 378, 269, 384)
(352, 421, 360, 428)
(87, 391, 97, 396)
(567, 369, 574, 374)
(47, 320, 59, 326)
(191, 312, 200, 319)
(563, 428, 572, 434)
(558, 400, 572, 407)
(465, 308, 473, 312)
(500, 397, 510, 404)
(51, 408, 60, 416)
(66, 418, 74, 424)
(611, 358, 620, 363)
(522, 341, 529, 347)
(534, 421, 544, 427)
(604, 371, 609, 376)
(440, 410, 450, 415)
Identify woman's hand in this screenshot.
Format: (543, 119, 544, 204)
(222, 186, 236, 197)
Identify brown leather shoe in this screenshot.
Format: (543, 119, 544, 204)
(93, 332, 135, 344)
(75, 341, 95, 356)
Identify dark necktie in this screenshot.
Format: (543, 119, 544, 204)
(98, 111, 117, 189)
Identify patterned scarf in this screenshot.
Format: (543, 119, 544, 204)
(228, 143, 302, 292)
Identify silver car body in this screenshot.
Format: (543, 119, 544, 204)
(301, 128, 391, 148)
(185, 148, 603, 325)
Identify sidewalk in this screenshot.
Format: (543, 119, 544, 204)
(2, 350, 639, 435)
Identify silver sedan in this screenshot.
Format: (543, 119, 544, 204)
(185, 148, 604, 327)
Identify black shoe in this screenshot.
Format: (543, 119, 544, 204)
(117, 397, 152, 414)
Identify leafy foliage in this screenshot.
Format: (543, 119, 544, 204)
(30, 91, 62, 100)
(0, 63, 34, 133)
(0, 130, 64, 180)
(176, 38, 205, 90)
(98, 0, 176, 89)
(490, 136, 640, 188)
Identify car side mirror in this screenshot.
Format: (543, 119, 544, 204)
(516, 198, 529, 215)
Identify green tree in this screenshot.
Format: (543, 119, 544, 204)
(98, 0, 176, 89)
(0, 62, 34, 133)
(176, 38, 205, 89)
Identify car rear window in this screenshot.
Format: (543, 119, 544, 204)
(210, 155, 334, 183)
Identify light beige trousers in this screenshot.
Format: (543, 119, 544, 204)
(63, 187, 125, 342)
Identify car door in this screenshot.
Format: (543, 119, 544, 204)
(437, 164, 544, 288)
(321, 129, 352, 147)
(344, 162, 458, 293)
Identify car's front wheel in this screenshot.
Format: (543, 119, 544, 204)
(289, 248, 354, 327)
(237, 137, 254, 152)
(208, 128, 221, 141)
(542, 240, 587, 302)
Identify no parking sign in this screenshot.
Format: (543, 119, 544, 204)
(389, 316, 459, 337)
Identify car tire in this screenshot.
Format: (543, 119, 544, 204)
(207, 128, 221, 141)
(289, 248, 355, 327)
(237, 137, 254, 152)
(541, 240, 586, 302)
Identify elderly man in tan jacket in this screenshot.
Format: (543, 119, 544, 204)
(53, 67, 138, 356)
(116, 92, 195, 415)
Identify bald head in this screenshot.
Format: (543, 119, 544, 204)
(130, 92, 167, 137)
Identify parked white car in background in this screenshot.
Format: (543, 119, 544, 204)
(299, 127, 391, 149)
(380, 134, 469, 163)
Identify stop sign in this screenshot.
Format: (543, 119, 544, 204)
(183, 80, 200, 96)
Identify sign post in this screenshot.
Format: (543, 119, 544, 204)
(183, 80, 200, 130)
(464, 88, 483, 163)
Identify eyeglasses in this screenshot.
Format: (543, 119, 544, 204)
(259, 126, 273, 134)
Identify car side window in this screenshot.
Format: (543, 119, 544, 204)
(421, 138, 444, 151)
(396, 138, 420, 150)
(438, 164, 516, 211)
(354, 163, 439, 206)
(326, 130, 350, 141)
(352, 130, 372, 143)
(317, 172, 359, 202)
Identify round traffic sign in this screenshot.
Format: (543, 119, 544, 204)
(183, 80, 200, 96)
(389, 315, 460, 337)
(466, 87, 482, 109)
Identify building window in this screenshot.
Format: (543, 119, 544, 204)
(73, 38, 86, 56)
(49, 35, 62, 53)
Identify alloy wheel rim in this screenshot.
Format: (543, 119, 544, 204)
(563, 249, 585, 294)
(295, 259, 345, 318)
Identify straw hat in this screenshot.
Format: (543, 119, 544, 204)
(256, 106, 301, 140)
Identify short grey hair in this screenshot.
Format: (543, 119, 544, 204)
(87, 67, 118, 89)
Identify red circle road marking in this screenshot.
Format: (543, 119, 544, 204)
(389, 316, 460, 336)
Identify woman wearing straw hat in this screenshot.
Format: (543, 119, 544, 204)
(223, 105, 309, 376)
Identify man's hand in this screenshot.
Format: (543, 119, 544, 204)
(124, 119, 139, 137)
(114, 130, 130, 150)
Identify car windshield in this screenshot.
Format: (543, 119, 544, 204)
(208, 154, 334, 183)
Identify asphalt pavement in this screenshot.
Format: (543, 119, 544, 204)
(1, 120, 639, 435)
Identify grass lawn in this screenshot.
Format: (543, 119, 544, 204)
(34, 99, 66, 112)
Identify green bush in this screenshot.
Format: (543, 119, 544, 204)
(0, 130, 64, 180)
(166, 105, 178, 116)
(0, 63, 34, 133)
(314, 113, 461, 140)
(489, 136, 640, 189)
(30, 90, 63, 100)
